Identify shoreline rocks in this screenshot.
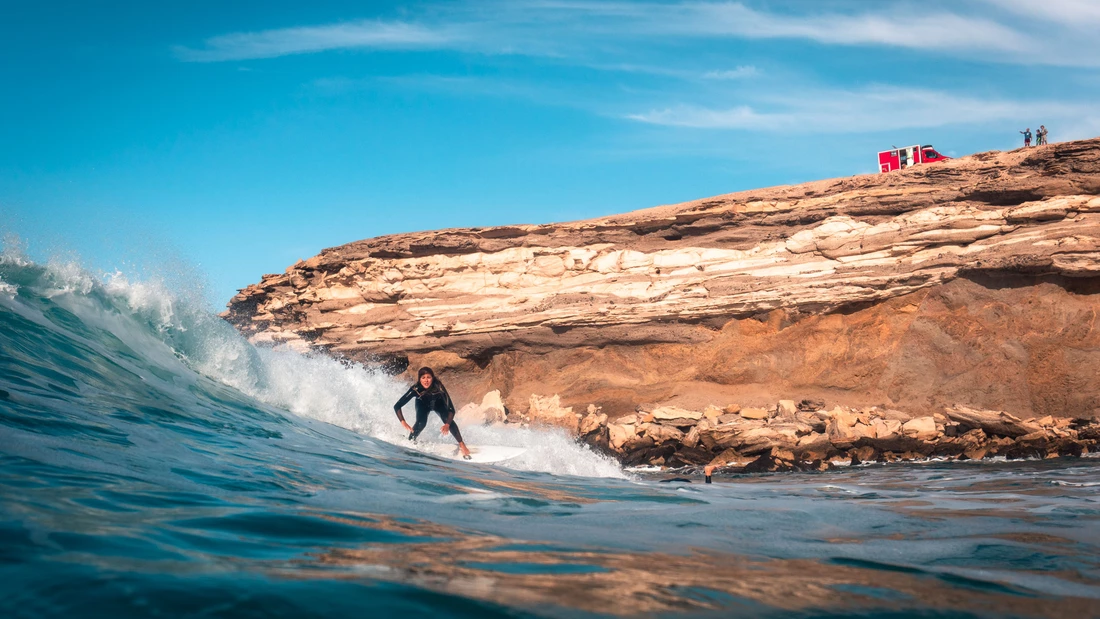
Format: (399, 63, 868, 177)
(476, 394, 1100, 473)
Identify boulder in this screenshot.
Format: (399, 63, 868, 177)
(622, 435, 654, 456)
(621, 441, 664, 466)
(768, 423, 806, 442)
(852, 422, 877, 440)
(667, 446, 713, 467)
(703, 405, 724, 421)
(826, 408, 860, 446)
(578, 412, 607, 435)
(682, 424, 702, 449)
(797, 412, 827, 433)
(723, 404, 742, 414)
(777, 400, 798, 417)
(944, 405, 1043, 438)
(707, 448, 753, 469)
(740, 407, 770, 420)
(607, 423, 637, 452)
(793, 432, 835, 461)
(649, 406, 704, 428)
(901, 416, 939, 441)
(875, 409, 914, 422)
(798, 399, 825, 412)
(581, 426, 611, 453)
(871, 418, 902, 440)
(645, 423, 685, 444)
(743, 447, 801, 473)
(699, 425, 741, 451)
(731, 427, 791, 456)
(849, 445, 877, 464)
(1079, 422, 1100, 442)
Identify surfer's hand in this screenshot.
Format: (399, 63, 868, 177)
(400, 421, 413, 433)
(441, 424, 450, 436)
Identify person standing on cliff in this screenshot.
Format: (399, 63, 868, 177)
(1038, 125, 1048, 146)
(1020, 128, 1032, 147)
(394, 367, 473, 459)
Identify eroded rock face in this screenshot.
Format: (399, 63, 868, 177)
(224, 139, 1100, 422)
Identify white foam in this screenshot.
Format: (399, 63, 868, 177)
(18, 256, 626, 479)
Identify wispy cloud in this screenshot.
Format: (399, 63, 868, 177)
(979, 0, 1100, 27)
(175, 2, 1100, 67)
(619, 2, 1028, 53)
(172, 2, 1100, 142)
(703, 66, 759, 80)
(174, 20, 459, 62)
(627, 86, 1096, 133)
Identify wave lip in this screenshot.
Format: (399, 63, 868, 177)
(0, 252, 623, 479)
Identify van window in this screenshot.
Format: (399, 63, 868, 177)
(924, 150, 938, 159)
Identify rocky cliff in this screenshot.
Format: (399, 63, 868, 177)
(224, 139, 1100, 433)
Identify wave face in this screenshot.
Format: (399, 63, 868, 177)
(2, 251, 1099, 617)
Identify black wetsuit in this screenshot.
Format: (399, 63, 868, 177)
(393, 382, 464, 443)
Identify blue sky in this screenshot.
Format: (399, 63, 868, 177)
(3, 0, 1099, 305)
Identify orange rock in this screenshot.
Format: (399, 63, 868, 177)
(902, 416, 939, 441)
(740, 407, 770, 420)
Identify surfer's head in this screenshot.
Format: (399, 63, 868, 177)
(417, 367, 436, 389)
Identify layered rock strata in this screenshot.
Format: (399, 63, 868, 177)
(225, 139, 1100, 455)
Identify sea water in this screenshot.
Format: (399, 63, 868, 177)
(1, 250, 1098, 618)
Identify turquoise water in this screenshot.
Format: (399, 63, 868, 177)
(1, 255, 1099, 618)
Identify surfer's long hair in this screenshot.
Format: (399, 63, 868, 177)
(416, 366, 447, 393)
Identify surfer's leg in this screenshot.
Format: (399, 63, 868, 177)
(409, 409, 429, 441)
(447, 418, 465, 444)
(437, 411, 471, 458)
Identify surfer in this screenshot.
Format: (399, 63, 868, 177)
(394, 367, 472, 459)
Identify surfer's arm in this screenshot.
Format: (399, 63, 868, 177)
(441, 388, 457, 425)
(393, 387, 416, 422)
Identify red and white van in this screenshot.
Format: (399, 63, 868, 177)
(878, 145, 950, 173)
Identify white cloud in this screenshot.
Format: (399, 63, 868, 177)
(980, 0, 1100, 27)
(652, 3, 1027, 53)
(627, 86, 1097, 133)
(174, 20, 458, 62)
(703, 66, 759, 80)
(628, 104, 778, 129)
(174, 2, 1100, 67)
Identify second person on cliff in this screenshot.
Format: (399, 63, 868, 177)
(394, 367, 472, 459)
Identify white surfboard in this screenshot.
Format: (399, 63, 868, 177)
(452, 445, 527, 464)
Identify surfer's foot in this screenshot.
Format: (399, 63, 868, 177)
(459, 444, 472, 459)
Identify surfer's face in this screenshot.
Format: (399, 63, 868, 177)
(419, 373, 433, 388)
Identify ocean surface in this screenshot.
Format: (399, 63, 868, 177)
(1, 251, 1099, 618)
